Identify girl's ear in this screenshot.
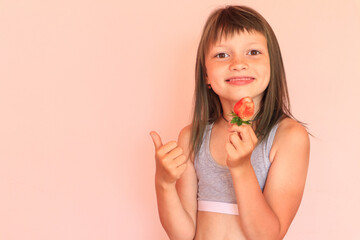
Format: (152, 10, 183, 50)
(206, 74, 211, 89)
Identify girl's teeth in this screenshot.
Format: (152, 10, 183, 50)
(229, 78, 253, 81)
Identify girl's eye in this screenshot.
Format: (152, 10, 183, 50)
(248, 50, 261, 55)
(215, 53, 229, 58)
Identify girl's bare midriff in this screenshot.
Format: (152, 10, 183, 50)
(194, 211, 247, 240)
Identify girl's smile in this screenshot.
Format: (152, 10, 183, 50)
(226, 76, 255, 85)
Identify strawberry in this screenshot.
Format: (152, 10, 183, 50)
(230, 96, 255, 126)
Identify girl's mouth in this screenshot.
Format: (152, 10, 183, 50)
(226, 78, 254, 85)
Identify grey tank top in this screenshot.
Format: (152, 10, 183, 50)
(194, 122, 279, 204)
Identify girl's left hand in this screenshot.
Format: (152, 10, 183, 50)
(225, 124, 258, 170)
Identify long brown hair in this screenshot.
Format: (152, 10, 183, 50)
(188, 5, 312, 160)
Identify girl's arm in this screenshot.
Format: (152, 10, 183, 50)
(154, 125, 197, 240)
(228, 118, 310, 240)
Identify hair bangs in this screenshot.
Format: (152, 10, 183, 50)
(205, 9, 265, 52)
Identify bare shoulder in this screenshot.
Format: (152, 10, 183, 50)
(277, 117, 310, 151)
(270, 117, 310, 163)
(177, 123, 194, 163)
(277, 117, 309, 136)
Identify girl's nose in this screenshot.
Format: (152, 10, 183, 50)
(229, 57, 248, 71)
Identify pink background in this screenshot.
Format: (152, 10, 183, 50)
(1, 0, 359, 239)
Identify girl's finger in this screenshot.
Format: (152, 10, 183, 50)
(242, 125, 252, 142)
(229, 132, 242, 150)
(149, 131, 163, 150)
(229, 124, 250, 142)
(228, 124, 243, 135)
(225, 142, 237, 157)
(248, 126, 258, 144)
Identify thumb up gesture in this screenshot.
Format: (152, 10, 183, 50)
(149, 131, 188, 187)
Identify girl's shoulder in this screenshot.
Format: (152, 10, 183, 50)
(276, 117, 309, 136)
(269, 117, 310, 163)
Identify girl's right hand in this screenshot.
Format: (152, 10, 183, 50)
(149, 131, 188, 187)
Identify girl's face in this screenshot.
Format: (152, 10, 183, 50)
(205, 30, 270, 106)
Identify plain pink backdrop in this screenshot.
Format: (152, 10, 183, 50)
(1, 0, 359, 239)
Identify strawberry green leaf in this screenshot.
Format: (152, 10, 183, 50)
(243, 120, 251, 125)
(229, 111, 252, 126)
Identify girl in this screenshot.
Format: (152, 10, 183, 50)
(150, 5, 310, 240)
